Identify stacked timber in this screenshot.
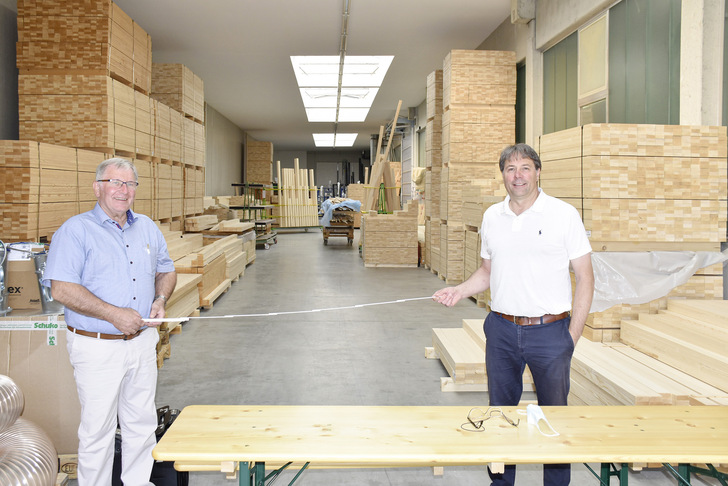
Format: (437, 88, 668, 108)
(14, 0, 206, 228)
(156, 272, 202, 367)
(345, 183, 365, 228)
(275, 159, 318, 227)
(183, 214, 218, 232)
(151, 63, 204, 123)
(16, 0, 152, 93)
(437, 50, 516, 284)
(173, 235, 240, 309)
(424, 69, 443, 273)
(620, 300, 728, 396)
(0, 140, 149, 240)
(247, 140, 273, 184)
(361, 200, 418, 267)
(461, 182, 504, 307)
(427, 318, 534, 392)
(152, 63, 205, 166)
(539, 124, 727, 341)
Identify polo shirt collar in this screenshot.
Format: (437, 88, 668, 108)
(502, 188, 545, 216)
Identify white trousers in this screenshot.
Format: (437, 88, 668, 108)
(67, 327, 159, 486)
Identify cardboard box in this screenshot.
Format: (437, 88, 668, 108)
(0, 320, 80, 454)
(6, 244, 46, 311)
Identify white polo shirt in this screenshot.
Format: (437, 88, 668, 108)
(480, 189, 591, 317)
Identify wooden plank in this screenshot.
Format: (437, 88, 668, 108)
(665, 299, 728, 328)
(609, 343, 728, 404)
(431, 328, 485, 384)
(620, 320, 728, 393)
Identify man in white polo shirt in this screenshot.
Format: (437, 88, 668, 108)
(433, 143, 594, 486)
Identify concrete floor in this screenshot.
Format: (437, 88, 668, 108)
(79, 229, 722, 485)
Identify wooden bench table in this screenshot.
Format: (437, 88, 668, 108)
(153, 405, 728, 485)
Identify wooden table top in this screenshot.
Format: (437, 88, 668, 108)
(153, 405, 728, 468)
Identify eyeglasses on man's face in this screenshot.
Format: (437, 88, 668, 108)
(96, 179, 139, 189)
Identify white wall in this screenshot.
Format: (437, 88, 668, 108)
(204, 104, 246, 197)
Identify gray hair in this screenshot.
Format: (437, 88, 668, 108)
(95, 157, 138, 181)
(498, 143, 542, 172)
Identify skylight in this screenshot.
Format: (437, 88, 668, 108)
(291, 55, 393, 145)
(313, 133, 358, 148)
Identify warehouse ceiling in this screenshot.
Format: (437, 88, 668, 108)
(114, 0, 511, 152)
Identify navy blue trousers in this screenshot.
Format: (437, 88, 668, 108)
(484, 311, 575, 486)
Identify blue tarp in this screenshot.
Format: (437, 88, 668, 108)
(320, 198, 361, 227)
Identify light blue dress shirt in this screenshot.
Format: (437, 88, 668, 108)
(43, 204, 175, 334)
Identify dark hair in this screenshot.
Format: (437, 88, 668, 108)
(498, 143, 542, 172)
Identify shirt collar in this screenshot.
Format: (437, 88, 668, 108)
(92, 203, 137, 227)
(501, 188, 545, 216)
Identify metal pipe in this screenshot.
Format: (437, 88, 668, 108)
(0, 375, 59, 486)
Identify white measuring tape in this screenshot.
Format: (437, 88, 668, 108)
(142, 296, 434, 324)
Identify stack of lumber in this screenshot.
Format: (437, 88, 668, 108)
(361, 200, 418, 267)
(174, 235, 239, 309)
(184, 214, 218, 232)
(151, 62, 206, 166)
(274, 159, 318, 227)
(426, 318, 534, 392)
(247, 140, 273, 184)
(461, 183, 503, 307)
(13, 0, 206, 231)
(16, 0, 152, 93)
(424, 69, 443, 273)
(571, 340, 728, 406)
(539, 124, 727, 341)
(435, 50, 516, 284)
(0, 140, 138, 240)
(165, 232, 204, 262)
(218, 237, 247, 281)
(619, 299, 728, 397)
(155, 272, 203, 368)
(345, 183, 365, 228)
(151, 63, 204, 124)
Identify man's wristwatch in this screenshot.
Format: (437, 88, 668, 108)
(154, 295, 167, 304)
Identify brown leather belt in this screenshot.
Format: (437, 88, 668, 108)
(495, 311, 570, 326)
(66, 325, 143, 341)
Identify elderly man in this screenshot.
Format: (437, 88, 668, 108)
(434, 143, 594, 486)
(44, 157, 177, 485)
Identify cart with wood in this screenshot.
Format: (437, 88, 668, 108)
(323, 209, 354, 245)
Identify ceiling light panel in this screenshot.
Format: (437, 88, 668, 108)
(313, 133, 358, 147)
(291, 56, 393, 88)
(300, 87, 378, 108)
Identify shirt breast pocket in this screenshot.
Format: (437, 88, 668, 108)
(143, 244, 158, 275)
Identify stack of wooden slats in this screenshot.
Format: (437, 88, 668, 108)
(538, 124, 727, 341)
(151, 63, 204, 123)
(619, 299, 728, 398)
(345, 183, 365, 228)
(275, 159, 318, 227)
(0, 140, 124, 240)
(183, 214, 218, 232)
(461, 182, 503, 308)
(16, 0, 152, 93)
(361, 200, 418, 267)
(424, 69, 443, 274)
(436, 50, 516, 284)
(247, 141, 273, 184)
(173, 234, 240, 309)
(427, 318, 534, 392)
(151, 63, 205, 166)
(13, 0, 206, 232)
(427, 301, 728, 405)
